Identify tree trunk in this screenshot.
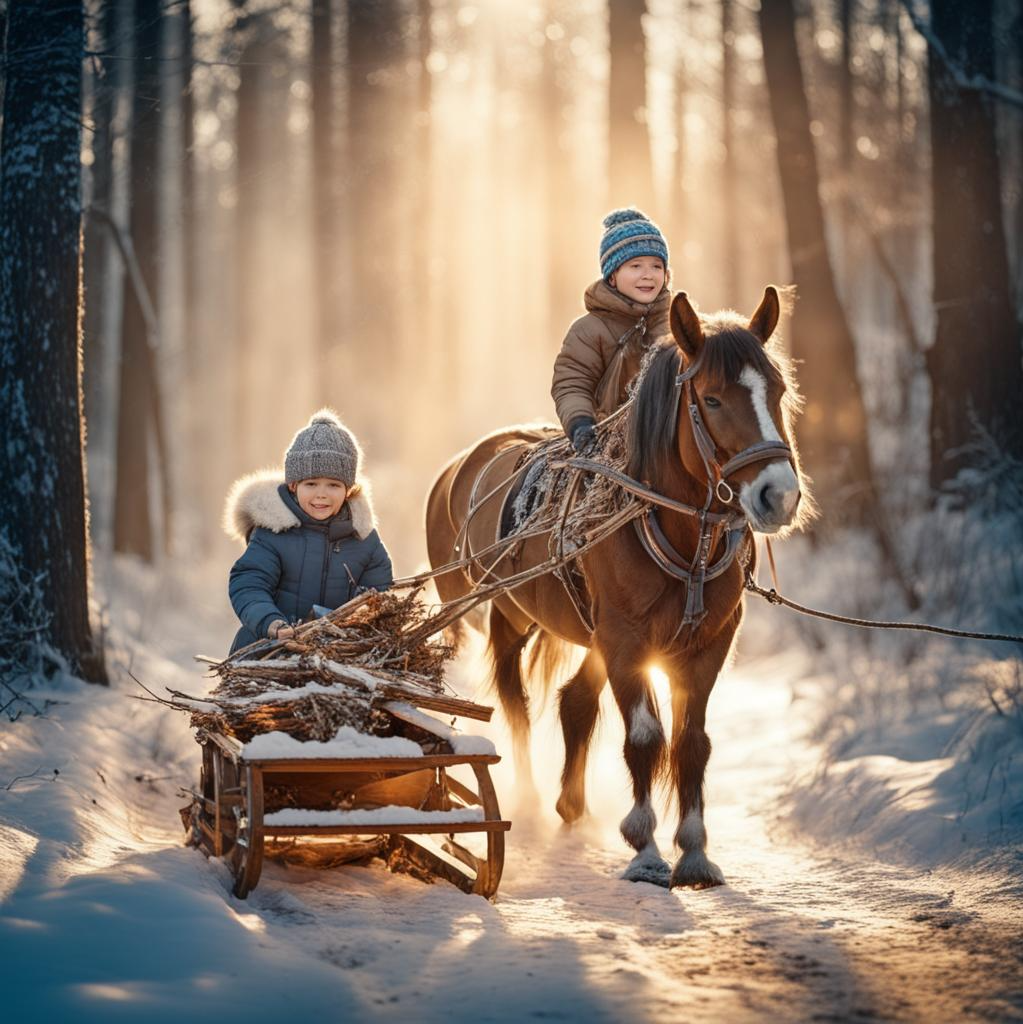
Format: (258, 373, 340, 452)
(83, 0, 118, 429)
(927, 0, 1023, 485)
(838, 0, 854, 177)
(180, 0, 197, 391)
(113, 0, 163, 559)
(413, 0, 432, 333)
(759, 0, 876, 522)
(835, 0, 854, 283)
(542, 0, 578, 346)
(721, 0, 740, 302)
(311, 0, 340, 402)
(346, 0, 403, 448)
(0, 0, 105, 681)
(608, 0, 654, 211)
(233, 2, 269, 471)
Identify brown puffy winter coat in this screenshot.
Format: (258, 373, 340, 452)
(551, 279, 671, 435)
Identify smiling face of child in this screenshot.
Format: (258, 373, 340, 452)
(609, 255, 667, 304)
(289, 477, 347, 520)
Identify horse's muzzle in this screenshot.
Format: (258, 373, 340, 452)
(741, 461, 800, 532)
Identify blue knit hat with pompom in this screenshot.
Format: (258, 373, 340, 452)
(599, 208, 669, 280)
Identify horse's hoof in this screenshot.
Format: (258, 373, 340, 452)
(555, 794, 586, 824)
(670, 851, 725, 890)
(622, 848, 671, 887)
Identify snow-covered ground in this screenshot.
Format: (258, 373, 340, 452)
(1, 555, 1021, 1022)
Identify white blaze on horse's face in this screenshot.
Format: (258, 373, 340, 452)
(736, 365, 800, 532)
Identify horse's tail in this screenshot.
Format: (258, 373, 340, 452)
(524, 627, 578, 706)
(485, 608, 579, 742)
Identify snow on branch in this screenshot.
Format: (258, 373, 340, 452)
(0, 533, 66, 719)
(899, 0, 1023, 112)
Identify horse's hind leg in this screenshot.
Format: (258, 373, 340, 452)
(600, 630, 670, 886)
(555, 649, 606, 824)
(486, 603, 537, 795)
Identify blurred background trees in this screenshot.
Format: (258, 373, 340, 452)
(3, 0, 1022, 607)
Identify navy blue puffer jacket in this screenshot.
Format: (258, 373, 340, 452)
(224, 472, 393, 653)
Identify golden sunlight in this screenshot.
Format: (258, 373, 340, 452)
(648, 665, 671, 719)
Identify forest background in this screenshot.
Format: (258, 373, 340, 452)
(0, 0, 1021, 702)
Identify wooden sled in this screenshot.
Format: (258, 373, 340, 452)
(184, 729, 510, 900)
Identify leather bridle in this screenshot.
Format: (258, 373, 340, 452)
(675, 355, 794, 509)
(631, 355, 795, 640)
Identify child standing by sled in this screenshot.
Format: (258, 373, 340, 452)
(551, 208, 671, 452)
(223, 410, 393, 654)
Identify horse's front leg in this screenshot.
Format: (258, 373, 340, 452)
(600, 632, 671, 886)
(665, 629, 734, 890)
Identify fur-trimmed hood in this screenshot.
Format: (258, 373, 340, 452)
(223, 470, 378, 544)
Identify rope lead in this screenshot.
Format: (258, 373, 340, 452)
(743, 570, 1023, 644)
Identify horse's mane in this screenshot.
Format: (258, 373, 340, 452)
(626, 312, 805, 489)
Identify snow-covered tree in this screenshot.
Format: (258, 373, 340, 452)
(0, 0, 105, 682)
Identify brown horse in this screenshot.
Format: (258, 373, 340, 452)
(425, 288, 811, 888)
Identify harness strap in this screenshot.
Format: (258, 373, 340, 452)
(552, 457, 740, 525)
(685, 387, 721, 471)
(635, 510, 749, 632)
(639, 510, 748, 584)
(719, 441, 793, 479)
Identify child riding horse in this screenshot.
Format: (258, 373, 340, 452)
(426, 287, 812, 889)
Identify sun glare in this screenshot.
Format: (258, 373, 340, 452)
(648, 666, 670, 705)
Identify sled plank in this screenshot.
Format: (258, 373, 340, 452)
(244, 754, 499, 771)
(263, 820, 510, 837)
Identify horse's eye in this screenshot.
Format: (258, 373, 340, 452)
(703, 396, 721, 409)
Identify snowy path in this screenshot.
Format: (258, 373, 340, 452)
(217, 652, 1023, 1023)
(1, 566, 1021, 1022)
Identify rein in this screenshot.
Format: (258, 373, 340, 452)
(742, 557, 1023, 645)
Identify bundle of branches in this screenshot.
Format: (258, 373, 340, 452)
(188, 690, 390, 744)
(225, 589, 456, 687)
(157, 589, 492, 748)
(506, 399, 634, 542)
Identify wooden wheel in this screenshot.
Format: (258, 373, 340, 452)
(228, 763, 265, 899)
(469, 762, 505, 898)
(187, 740, 222, 856)
(387, 763, 507, 900)
(212, 747, 239, 858)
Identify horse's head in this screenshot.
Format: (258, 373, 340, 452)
(671, 287, 805, 533)
(629, 287, 810, 535)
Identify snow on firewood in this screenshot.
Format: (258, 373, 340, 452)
(242, 726, 424, 760)
(383, 700, 497, 756)
(153, 589, 491, 755)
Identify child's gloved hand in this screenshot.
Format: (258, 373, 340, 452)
(267, 619, 296, 641)
(570, 417, 597, 455)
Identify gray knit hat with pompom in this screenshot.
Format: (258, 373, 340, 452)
(284, 409, 361, 486)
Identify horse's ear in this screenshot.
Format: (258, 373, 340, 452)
(748, 286, 780, 344)
(670, 292, 703, 358)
